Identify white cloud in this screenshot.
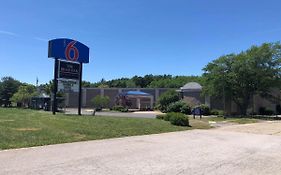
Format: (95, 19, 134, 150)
(0, 30, 18, 37)
(33, 37, 48, 42)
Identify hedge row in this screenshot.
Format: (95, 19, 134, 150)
(156, 112, 189, 126)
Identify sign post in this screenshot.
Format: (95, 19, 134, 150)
(48, 38, 89, 115)
(53, 58, 59, 115)
(78, 63, 83, 115)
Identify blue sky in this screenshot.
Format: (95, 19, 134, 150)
(1, 0, 281, 85)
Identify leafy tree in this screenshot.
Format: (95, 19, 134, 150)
(156, 89, 179, 112)
(0, 77, 21, 107)
(125, 79, 136, 88)
(149, 75, 203, 88)
(82, 81, 95, 88)
(11, 84, 37, 107)
(97, 84, 109, 88)
(40, 80, 54, 95)
(132, 76, 145, 88)
(89, 74, 203, 88)
(203, 43, 281, 115)
(91, 95, 110, 110)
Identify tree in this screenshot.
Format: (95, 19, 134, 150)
(11, 84, 37, 107)
(40, 80, 54, 95)
(0, 77, 21, 107)
(89, 74, 203, 88)
(82, 81, 94, 88)
(132, 76, 145, 88)
(156, 89, 179, 112)
(203, 43, 281, 115)
(91, 95, 110, 110)
(97, 84, 109, 88)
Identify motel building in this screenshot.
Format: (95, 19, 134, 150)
(64, 82, 281, 114)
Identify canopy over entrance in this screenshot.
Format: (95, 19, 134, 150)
(120, 91, 152, 97)
(118, 91, 154, 110)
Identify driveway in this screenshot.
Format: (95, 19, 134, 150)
(1, 126, 281, 175)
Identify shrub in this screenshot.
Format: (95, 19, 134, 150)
(155, 114, 170, 121)
(180, 104, 191, 115)
(156, 114, 165, 120)
(112, 105, 124, 111)
(156, 113, 190, 126)
(259, 107, 274, 115)
(156, 90, 179, 112)
(167, 101, 184, 113)
(167, 112, 189, 126)
(166, 101, 191, 115)
(259, 107, 266, 115)
(210, 109, 224, 116)
(276, 105, 281, 115)
(112, 105, 128, 112)
(199, 104, 210, 115)
(91, 95, 110, 110)
(163, 114, 171, 121)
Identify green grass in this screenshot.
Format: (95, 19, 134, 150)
(0, 108, 210, 150)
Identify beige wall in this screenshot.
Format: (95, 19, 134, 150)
(64, 87, 280, 113)
(65, 88, 171, 108)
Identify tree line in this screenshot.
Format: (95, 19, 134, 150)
(82, 75, 203, 88)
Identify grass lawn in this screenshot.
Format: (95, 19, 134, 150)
(0, 108, 210, 150)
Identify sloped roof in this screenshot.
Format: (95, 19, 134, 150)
(180, 82, 202, 91)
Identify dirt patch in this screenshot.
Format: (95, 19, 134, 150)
(14, 128, 41, 131)
(0, 119, 15, 123)
(209, 121, 237, 128)
(217, 121, 281, 136)
(73, 133, 87, 140)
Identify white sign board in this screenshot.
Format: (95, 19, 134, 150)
(58, 79, 79, 93)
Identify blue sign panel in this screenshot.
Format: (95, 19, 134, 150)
(48, 38, 89, 63)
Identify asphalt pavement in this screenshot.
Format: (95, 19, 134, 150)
(1, 128, 281, 175)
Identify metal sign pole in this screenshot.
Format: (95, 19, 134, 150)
(52, 58, 59, 115)
(78, 63, 83, 115)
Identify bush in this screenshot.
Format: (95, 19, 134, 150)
(156, 114, 165, 120)
(199, 104, 210, 115)
(167, 101, 184, 113)
(180, 104, 191, 115)
(259, 107, 274, 115)
(112, 105, 124, 111)
(112, 105, 128, 112)
(91, 95, 110, 110)
(156, 113, 190, 126)
(210, 109, 224, 116)
(166, 101, 191, 115)
(167, 112, 189, 126)
(156, 90, 179, 112)
(276, 105, 281, 115)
